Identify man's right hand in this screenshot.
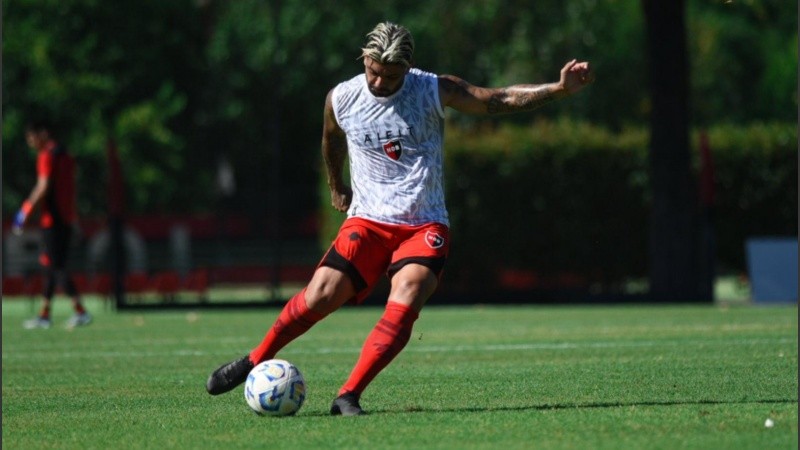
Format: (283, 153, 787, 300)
(12, 211, 26, 235)
(330, 186, 352, 213)
(12, 201, 32, 234)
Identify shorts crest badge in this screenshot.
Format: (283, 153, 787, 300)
(425, 230, 445, 249)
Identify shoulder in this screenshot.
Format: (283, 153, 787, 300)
(436, 74, 471, 103)
(336, 73, 365, 92)
(325, 87, 335, 104)
(407, 68, 441, 91)
(408, 67, 438, 79)
(330, 74, 367, 116)
(399, 69, 446, 118)
(332, 74, 364, 101)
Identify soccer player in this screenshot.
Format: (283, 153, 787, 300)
(15, 120, 92, 329)
(206, 22, 593, 415)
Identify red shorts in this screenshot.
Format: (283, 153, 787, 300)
(319, 217, 450, 303)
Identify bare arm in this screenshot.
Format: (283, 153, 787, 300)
(18, 176, 49, 225)
(321, 89, 352, 212)
(439, 59, 594, 115)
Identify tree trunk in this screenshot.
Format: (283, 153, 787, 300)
(642, 0, 700, 301)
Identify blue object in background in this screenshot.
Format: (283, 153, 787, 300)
(746, 237, 798, 303)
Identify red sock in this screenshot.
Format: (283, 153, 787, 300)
(338, 301, 418, 397)
(249, 289, 325, 364)
(74, 302, 86, 315)
(39, 305, 51, 320)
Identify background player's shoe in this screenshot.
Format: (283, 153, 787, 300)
(330, 392, 366, 416)
(206, 355, 254, 395)
(23, 317, 52, 329)
(65, 312, 92, 329)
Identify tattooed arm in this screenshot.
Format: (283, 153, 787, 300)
(322, 89, 352, 212)
(439, 59, 594, 115)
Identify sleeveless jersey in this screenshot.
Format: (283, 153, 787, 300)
(331, 68, 448, 226)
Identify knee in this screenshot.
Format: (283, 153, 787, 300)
(391, 276, 437, 303)
(303, 283, 341, 315)
(303, 268, 355, 314)
(392, 278, 424, 299)
(304, 282, 335, 307)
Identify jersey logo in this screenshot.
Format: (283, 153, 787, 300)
(425, 231, 445, 249)
(382, 139, 403, 161)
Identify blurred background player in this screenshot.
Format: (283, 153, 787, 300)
(206, 21, 593, 415)
(15, 120, 92, 329)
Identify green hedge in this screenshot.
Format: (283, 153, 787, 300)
(320, 120, 797, 292)
(703, 122, 797, 272)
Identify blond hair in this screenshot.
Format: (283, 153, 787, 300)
(360, 22, 414, 68)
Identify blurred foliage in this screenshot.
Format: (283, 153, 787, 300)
(443, 119, 651, 290)
(688, 0, 798, 124)
(3, 0, 208, 215)
(3, 0, 796, 225)
(706, 122, 798, 270)
(451, 120, 796, 285)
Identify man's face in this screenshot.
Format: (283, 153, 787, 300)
(25, 130, 48, 151)
(364, 58, 408, 97)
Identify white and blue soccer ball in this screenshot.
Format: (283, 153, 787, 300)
(244, 359, 306, 416)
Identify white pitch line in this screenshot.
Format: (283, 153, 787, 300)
(1, 337, 794, 361)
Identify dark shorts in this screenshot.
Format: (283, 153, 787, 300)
(320, 217, 450, 303)
(40, 224, 72, 269)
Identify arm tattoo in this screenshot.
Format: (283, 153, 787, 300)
(322, 132, 348, 189)
(487, 85, 556, 115)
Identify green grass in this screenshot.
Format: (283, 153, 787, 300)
(2, 298, 797, 449)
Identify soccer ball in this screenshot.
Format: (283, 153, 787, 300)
(244, 359, 306, 416)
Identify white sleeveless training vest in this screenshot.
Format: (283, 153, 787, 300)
(331, 68, 448, 226)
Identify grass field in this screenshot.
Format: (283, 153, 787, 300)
(2, 298, 797, 449)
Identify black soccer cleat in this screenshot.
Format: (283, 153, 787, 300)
(330, 392, 366, 416)
(206, 355, 254, 395)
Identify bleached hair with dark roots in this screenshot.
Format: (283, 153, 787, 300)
(360, 22, 414, 68)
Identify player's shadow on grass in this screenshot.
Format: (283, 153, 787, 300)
(373, 398, 796, 416)
(428, 398, 795, 414)
(307, 398, 795, 417)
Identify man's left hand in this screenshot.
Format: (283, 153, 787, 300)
(560, 59, 594, 95)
